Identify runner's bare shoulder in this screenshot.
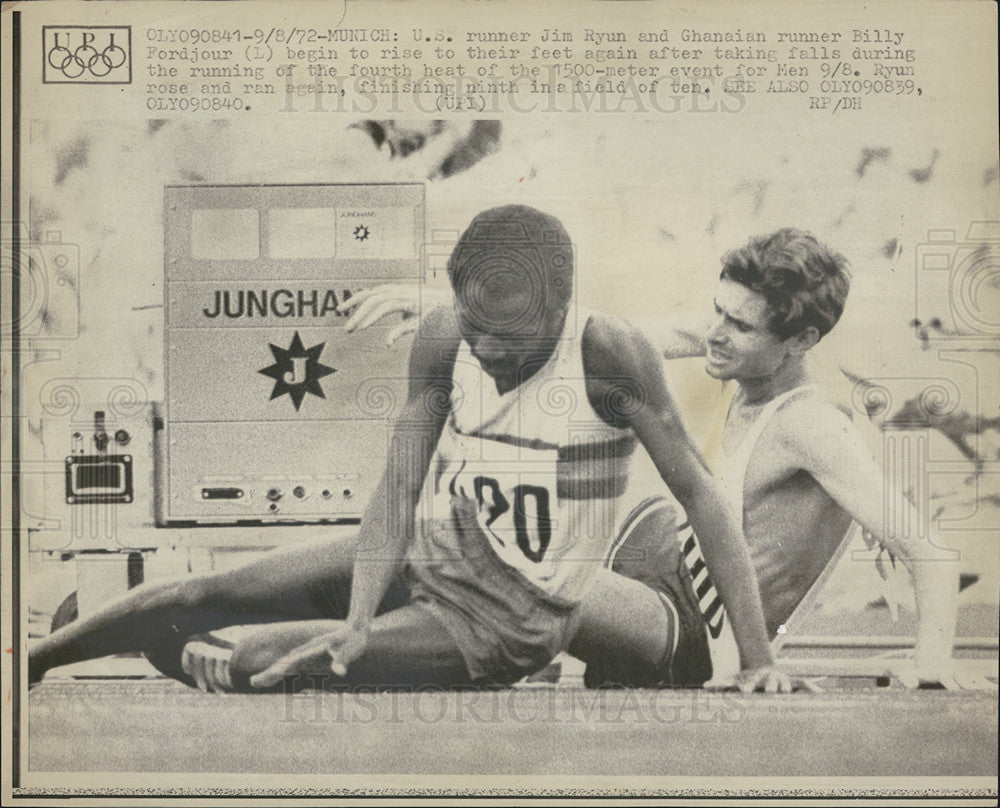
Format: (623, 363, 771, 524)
(581, 311, 669, 428)
(408, 304, 461, 389)
(771, 386, 857, 455)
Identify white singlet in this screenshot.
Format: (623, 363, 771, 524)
(712, 383, 819, 514)
(404, 311, 643, 682)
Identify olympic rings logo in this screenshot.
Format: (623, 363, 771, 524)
(48, 41, 127, 78)
(43, 28, 131, 82)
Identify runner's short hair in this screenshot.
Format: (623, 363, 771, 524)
(447, 205, 574, 313)
(720, 228, 851, 340)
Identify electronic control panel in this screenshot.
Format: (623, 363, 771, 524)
(163, 183, 424, 524)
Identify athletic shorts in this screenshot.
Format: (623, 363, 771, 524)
(404, 503, 580, 687)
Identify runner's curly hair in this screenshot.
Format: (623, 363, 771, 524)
(448, 205, 574, 316)
(720, 228, 851, 340)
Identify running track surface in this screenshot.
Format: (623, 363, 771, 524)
(26, 680, 999, 778)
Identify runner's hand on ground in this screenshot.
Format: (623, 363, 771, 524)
(734, 665, 794, 694)
(885, 656, 969, 690)
(877, 649, 985, 690)
(249, 625, 369, 689)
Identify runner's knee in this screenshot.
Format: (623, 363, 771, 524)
(171, 571, 241, 613)
(228, 629, 334, 692)
(229, 631, 283, 678)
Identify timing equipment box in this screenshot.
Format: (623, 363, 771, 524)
(163, 183, 424, 524)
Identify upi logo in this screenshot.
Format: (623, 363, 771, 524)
(43, 26, 131, 84)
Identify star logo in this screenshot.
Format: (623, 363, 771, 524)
(258, 331, 336, 411)
(353, 224, 370, 242)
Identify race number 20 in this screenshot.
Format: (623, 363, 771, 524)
(469, 474, 553, 563)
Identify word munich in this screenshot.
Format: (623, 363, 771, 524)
(202, 288, 354, 319)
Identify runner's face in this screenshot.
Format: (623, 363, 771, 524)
(454, 266, 564, 386)
(704, 279, 792, 381)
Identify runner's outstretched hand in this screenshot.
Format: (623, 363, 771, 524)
(344, 284, 451, 346)
(249, 625, 369, 689)
(733, 665, 794, 694)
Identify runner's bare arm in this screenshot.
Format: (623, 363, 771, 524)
(251, 309, 460, 685)
(583, 315, 786, 690)
(631, 312, 712, 360)
(344, 306, 459, 630)
(778, 400, 960, 685)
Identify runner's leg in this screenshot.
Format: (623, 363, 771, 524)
(29, 533, 373, 683)
(225, 603, 474, 691)
(571, 497, 714, 687)
(568, 568, 675, 683)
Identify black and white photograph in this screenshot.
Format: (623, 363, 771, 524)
(2, 0, 998, 802)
